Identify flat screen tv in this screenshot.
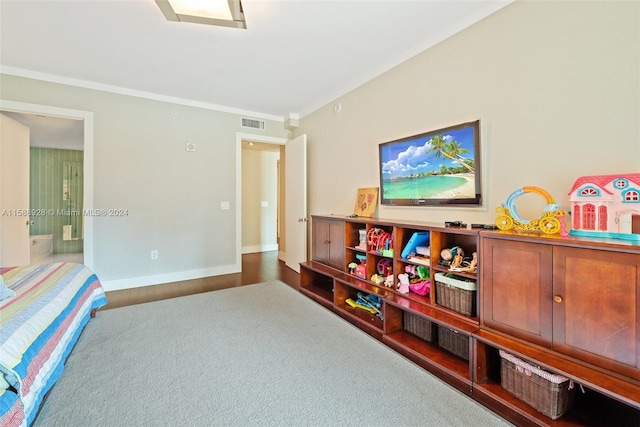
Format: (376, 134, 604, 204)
(378, 120, 482, 207)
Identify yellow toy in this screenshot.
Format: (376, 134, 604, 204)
(345, 298, 378, 314)
(495, 186, 567, 234)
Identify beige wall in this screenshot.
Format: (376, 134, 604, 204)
(1, 1, 638, 286)
(0, 75, 290, 288)
(296, 0, 640, 225)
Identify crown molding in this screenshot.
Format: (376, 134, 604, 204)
(0, 66, 284, 122)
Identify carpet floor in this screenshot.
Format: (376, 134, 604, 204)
(34, 281, 512, 426)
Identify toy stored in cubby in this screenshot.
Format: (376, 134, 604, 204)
(367, 227, 394, 257)
(404, 264, 430, 296)
(349, 253, 367, 279)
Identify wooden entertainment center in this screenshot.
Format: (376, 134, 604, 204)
(300, 215, 640, 426)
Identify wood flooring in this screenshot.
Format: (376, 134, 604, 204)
(101, 251, 300, 311)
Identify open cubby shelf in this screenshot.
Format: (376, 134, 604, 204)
(301, 215, 640, 426)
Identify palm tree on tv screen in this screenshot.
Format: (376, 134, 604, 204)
(427, 135, 474, 174)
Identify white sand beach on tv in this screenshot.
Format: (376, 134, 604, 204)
(433, 173, 475, 199)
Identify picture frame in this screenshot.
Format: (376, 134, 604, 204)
(354, 187, 378, 217)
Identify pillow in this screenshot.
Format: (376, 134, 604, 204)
(0, 275, 15, 301)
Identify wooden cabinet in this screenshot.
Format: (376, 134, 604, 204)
(482, 236, 640, 381)
(481, 238, 554, 347)
(301, 215, 640, 426)
(553, 246, 640, 380)
(311, 216, 345, 270)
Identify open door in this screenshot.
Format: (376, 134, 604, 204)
(0, 114, 30, 266)
(284, 134, 307, 273)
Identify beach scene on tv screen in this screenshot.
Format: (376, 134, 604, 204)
(380, 125, 477, 200)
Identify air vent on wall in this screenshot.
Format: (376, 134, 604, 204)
(241, 117, 265, 130)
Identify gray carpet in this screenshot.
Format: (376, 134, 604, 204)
(34, 281, 511, 426)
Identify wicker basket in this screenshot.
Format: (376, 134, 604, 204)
(403, 311, 436, 342)
(437, 325, 469, 360)
(434, 273, 476, 316)
(499, 350, 576, 420)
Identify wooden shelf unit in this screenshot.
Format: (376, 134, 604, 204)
(299, 215, 640, 426)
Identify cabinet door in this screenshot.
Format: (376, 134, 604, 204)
(481, 238, 553, 347)
(327, 221, 345, 270)
(553, 246, 640, 380)
(311, 218, 344, 270)
(312, 218, 331, 264)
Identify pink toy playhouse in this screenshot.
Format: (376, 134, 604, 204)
(568, 173, 640, 241)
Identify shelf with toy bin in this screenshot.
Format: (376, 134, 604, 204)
(472, 331, 640, 426)
(434, 272, 477, 318)
(333, 276, 390, 339)
(382, 294, 477, 395)
(430, 228, 479, 319)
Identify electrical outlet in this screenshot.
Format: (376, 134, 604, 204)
(151, 250, 158, 260)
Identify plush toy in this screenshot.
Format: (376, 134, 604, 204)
(384, 273, 395, 288)
(397, 273, 410, 294)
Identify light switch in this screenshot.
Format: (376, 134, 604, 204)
(221, 201, 230, 210)
(261, 201, 268, 207)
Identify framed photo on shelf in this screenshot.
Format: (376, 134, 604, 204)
(353, 187, 378, 217)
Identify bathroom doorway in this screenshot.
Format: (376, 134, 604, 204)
(0, 101, 94, 268)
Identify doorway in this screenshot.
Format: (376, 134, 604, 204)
(0, 100, 95, 268)
(236, 132, 308, 275)
(241, 140, 281, 255)
(235, 133, 287, 270)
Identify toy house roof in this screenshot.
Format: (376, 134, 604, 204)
(568, 173, 640, 195)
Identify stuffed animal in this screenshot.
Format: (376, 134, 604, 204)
(384, 274, 395, 288)
(397, 273, 410, 294)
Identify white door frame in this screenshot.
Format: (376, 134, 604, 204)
(0, 100, 95, 269)
(235, 133, 287, 270)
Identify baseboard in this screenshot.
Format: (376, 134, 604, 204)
(100, 263, 240, 292)
(241, 244, 278, 254)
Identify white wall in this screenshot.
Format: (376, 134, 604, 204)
(241, 148, 279, 253)
(296, 0, 640, 226)
(0, 76, 290, 289)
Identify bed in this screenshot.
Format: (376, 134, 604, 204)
(0, 262, 107, 427)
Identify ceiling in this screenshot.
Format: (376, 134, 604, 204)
(1, 111, 85, 150)
(0, 0, 513, 147)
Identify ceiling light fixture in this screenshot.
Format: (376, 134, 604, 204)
(155, 0, 246, 29)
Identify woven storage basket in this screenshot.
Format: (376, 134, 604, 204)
(499, 350, 576, 420)
(403, 311, 436, 342)
(437, 325, 469, 360)
(434, 273, 476, 316)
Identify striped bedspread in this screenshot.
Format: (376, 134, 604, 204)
(0, 263, 107, 427)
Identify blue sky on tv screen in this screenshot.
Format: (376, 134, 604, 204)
(380, 125, 476, 179)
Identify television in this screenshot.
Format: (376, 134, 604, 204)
(378, 120, 482, 207)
